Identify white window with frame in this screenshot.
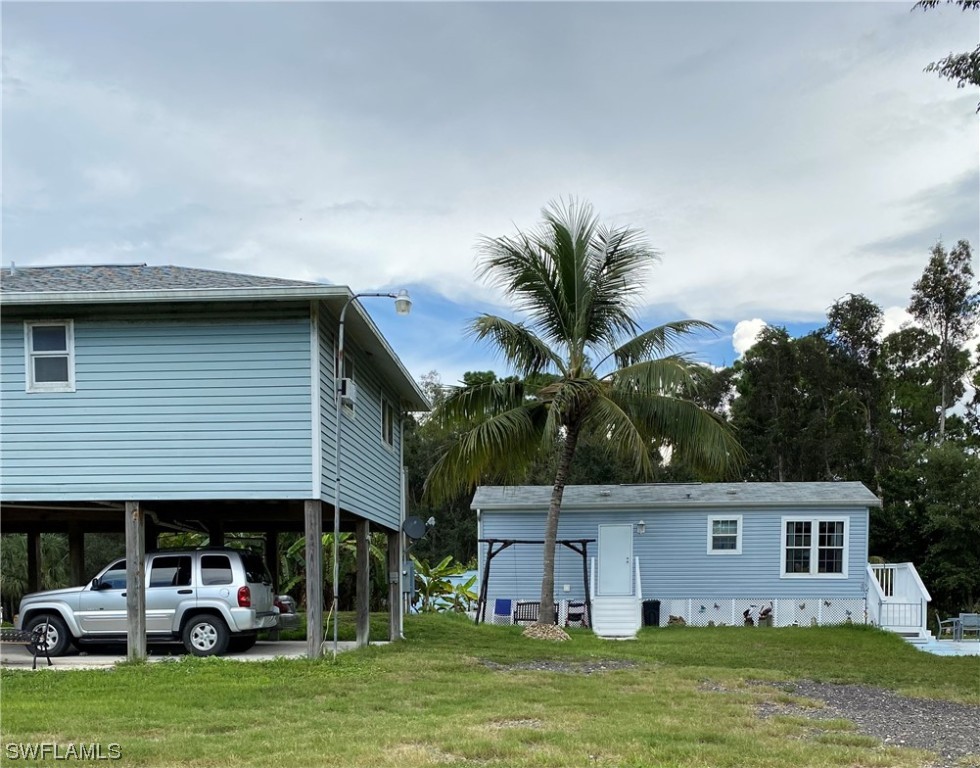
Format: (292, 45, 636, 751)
(25, 321, 75, 393)
(707, 515, 742, 554)
(780, 516, 848, 578)
(381, 398, 395, 448)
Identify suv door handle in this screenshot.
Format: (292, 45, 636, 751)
(121, 592, 126, 597)
(177, 589, 192, 594)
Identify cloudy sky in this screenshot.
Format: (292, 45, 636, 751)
(3, 1, 977, 385)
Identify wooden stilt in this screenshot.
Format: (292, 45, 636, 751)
(125, 501, 146, 662)
(26, 531, 41, 594)
(304, 500, 323, 659)
(68, 527, 85, 586)
(355, 518, 370, 648)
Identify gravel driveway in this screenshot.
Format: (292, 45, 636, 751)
(758, 680, 980, 768)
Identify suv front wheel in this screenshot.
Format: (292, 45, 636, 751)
(182, 614, 230, 657)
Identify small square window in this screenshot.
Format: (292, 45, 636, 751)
(25, 321, 75, 393)
(707, 516, 741, 554)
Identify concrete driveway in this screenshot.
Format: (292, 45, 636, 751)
(1, 639, 386, 670)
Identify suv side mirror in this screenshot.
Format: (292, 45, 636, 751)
(91, 577, 102, 590)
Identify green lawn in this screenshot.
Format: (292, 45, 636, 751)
(2, 615, 977, 767)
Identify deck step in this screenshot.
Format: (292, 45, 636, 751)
(591, 597, 641, 639)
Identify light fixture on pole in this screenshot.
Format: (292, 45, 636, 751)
(332, 290, 411, 660)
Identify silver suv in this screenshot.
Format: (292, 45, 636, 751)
(16, 548, 278, 657)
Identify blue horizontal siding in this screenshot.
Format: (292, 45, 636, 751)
(317, 310, 402, 531)
(478, 505, 870, 606)
(1, 307, 314, 501)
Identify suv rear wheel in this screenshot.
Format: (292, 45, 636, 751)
(182, 614, 229, 656)
(26, 613, 72, 657)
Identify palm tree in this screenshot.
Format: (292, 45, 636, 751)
(425, 198, 743, 632)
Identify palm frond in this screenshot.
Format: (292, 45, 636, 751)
(582, 223, 657, 343)
(468, 315, 565, 377)
(432, 378, 527, 428)
(579, 394, 657, 478)
(620, 393, 744, 475)
(476, 232, 572, 345)
(610, 356, 705, 396)
(423, 402, 549, 503)
(476, 198, 659, 369)
(599, 321, 719, 370)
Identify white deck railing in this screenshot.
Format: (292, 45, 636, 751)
(866, 563, 931, 636)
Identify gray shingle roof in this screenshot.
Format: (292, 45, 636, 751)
(472, 482, 881, 510)
(0, 264, 322, 294)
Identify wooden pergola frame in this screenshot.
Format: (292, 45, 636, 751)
(474, 538, 594, 626)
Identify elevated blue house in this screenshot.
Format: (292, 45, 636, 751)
(1, 264, 428, 657)
(473, 483, 932, 640)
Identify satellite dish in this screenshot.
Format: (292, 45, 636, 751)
(402, 516, 427, 540)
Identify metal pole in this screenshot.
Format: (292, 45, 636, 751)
(332, 292, 401, 660)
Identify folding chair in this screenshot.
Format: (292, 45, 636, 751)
(935, 611, 960, 640)
(492, 598, 513, 625)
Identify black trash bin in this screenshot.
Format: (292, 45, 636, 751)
(642, 600, 661, 627)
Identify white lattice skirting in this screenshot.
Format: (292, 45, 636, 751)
(658, 598, 865, 627)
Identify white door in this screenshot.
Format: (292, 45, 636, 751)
(597, 524, 633, 596)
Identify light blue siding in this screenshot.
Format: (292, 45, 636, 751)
(478, 505, 870, 606)
(1, 305, 314, 500)
(317, 306, 403, 531)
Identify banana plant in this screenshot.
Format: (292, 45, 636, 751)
(411, 555, 465, 612)
(447, 574, 478, 613)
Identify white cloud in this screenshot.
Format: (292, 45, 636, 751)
(80, 165, 139, 199)
(880, 306, 914, 339)
(2, 2, 977, 377)
(732, 319, 767, 357)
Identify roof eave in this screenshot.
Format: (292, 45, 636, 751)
(472, 499, 883, 511)
(0, 285, 349, 305)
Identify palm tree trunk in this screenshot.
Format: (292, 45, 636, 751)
(538, 424, 581, 625)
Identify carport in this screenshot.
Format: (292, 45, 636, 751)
(2, 497, 406, 661)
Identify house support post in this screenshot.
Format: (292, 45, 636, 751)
(145, 518, 159, 551)
(68, 527, 85, 586)
(387, 529, 402, 641)
(265, 530, 279, 593)
(124, 501, 146, 662)
(208, 521, 224, 548)
(304, 500, 323, 659)
(26, 531, 41, 594)
(355, 518, 370, 648)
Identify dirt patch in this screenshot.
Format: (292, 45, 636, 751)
(485, 718, 544, 730)
(482, 659, 638, 675)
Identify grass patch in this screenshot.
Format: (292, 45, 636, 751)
(2, 615, 976, 767)
(276, 610, 392, 643)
